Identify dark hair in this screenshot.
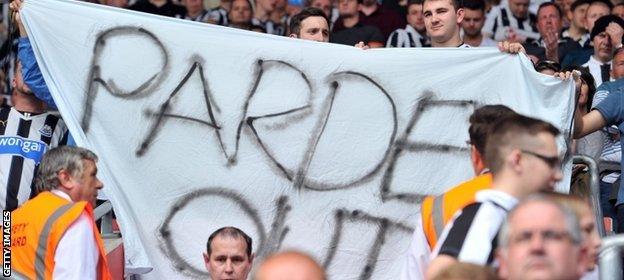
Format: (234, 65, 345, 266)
(289, 7, 329, 36)
(589, 0, 613, 11)
(570, 0, 590, 12)
(535, 59, 561, 73)
(407, 0, 424, 8)
(468, 105, 517, 156)
(537, 2, 563, 19)
(562, 65, 596, 113)
(484, 114, 560, 174)
(206, 227, 253, 258)
(423, 0, 463, 10)
(462, 0, 485, 11)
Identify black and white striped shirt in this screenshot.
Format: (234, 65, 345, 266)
(0, 107, 68, 211)
(432, 190, 518, 265)
(484, 5, 539, 42)
(386, 25, 430, 48)
(208, 7, 228, 26)
(176, 9, 211, 23)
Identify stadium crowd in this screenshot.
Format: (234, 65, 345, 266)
(2, 0, 624, 278)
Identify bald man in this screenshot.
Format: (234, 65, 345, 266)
(255, 251, 325, 280)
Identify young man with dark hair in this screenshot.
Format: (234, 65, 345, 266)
(462, 0, 497, 47)
(427, 114, 563, 279)
(290, 7, 330, 42)
(203, 226, 254, 280)
(402, 105, 517, 280)
(563, 0, 590, 46)
(330, 0, 385, 47)
(387, 0, 430, 47)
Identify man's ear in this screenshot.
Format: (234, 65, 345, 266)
(456, 7, 465, 24)
(203, 252, 211, 272)
(289, 33, 298, 38)
(57, 169, 75, 189)
(249, 252, 255, 265)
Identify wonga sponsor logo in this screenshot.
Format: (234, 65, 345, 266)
(0, 136, 47, 164)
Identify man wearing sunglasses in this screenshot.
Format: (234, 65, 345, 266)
(427, 114, 563, 279)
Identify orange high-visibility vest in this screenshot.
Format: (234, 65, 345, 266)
(9, 191, 111, 280)
(421, 173, 492, 248)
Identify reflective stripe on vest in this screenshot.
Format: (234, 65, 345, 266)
(34, 203, 74, 280)
(432, 194, 445, 238)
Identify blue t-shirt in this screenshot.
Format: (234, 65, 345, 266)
(595, 90, 624, 191)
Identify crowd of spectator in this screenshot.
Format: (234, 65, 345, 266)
(2, 0, 624, 278)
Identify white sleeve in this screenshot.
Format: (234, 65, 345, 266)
(400, 216, 430, 280)
(53, 212, 99, 280)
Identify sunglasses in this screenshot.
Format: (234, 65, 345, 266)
(521, 150, 561, 169)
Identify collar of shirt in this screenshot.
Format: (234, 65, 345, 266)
(475, 189, 518, 211)
(51, 189, 73, 202)
(589, 55, 610, 66)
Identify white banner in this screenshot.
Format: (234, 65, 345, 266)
(22, 0, 575, 278)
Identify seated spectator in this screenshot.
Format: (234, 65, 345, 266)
(289, 7, 330, 42)
(523, 2, 582, 63)
(483, 0, 540, 43)
(228, 0, 264, 32)
(614, 2, 624, 19)
(359, 0, 406, 40)
(563, 0, 590, 47)
(496, 195, 588, 280)
(427, 114, 563, 278)
(208, 0, 233, 26)
(462, 0, 497, 47)
(203, 227, 254, 280)
(582, 15, 624, 86)
(11, 146, 110, 279)
(255, 251, 326, 280)
(252, 0, 286, 35)
(387, 0, 430, 47)
(562, 0, 612, 66)
(176, 0, 211, 22)
(129, 0, 186, 17)
(431, 262, 497, 280)
(330, 0, 384, 47)
(270, 0, 290, 34)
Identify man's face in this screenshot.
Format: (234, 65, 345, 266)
(519, 132, 563, 193)
(256, 0, 277, 13)
(586, 3, 610, 31)
(68, 159, 103, 207)
(614, 5, 624, 19)
(509, 0, 530, 19)
(338, 0, 359, 17)
(593, 31, 613, 62)
(229, 0, 252, 25)
(499, 201, 585, 280)
(462, 8, 485, 37)
(537, 5, 563, 36)
(579, 207, 600, 270)
(612, 51, 624, 79)
(297, 16, 330, 42)
(184, 0, 204, 12)
(423, 0, 463, 43)
(570, 3, 588, 30)
(204, 236, 252, 280)
(311, 0, 332, 18)
(408, 3, 426, 32)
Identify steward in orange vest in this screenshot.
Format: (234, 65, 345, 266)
(9, 191, 111, 280)
(421, 173, 492, 248)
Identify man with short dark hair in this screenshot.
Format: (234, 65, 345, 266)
(524, 2, 582, 62)
(563, 0, 590, 46)
(497, 196, 588, 280)
(427, 114, 563, 279)
(582, 15, 624, 86)
(387, 0, 430, 47)
(330, 0, 385, 47)
(483, 0, 540, 42)
(11, 146, 110, 279)
(203, 226, 254, 280)
(462, 0, 497, 47)
(423, 0, 467, 47)
(401, 105, 517, 280)
(290, 7, 330, 42)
